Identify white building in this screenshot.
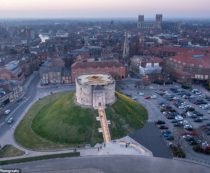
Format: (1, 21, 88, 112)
(130, 55, 162, 76)
(139, 62, 162, 76)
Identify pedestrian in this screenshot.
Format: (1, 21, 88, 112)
(98, 147, 99, 151)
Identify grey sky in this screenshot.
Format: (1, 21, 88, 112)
(0, 0, 209, 18)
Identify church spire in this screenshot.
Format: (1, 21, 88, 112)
(122, 32, 130, 62)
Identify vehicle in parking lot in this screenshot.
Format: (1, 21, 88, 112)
(159, 125, 169, 130)
(166, 115, 175, 119)
(184, 124, 194, 131)
(171, 120, 178, 124)
(138, 92, 144, 96)
(182, 131, 198, 136)
(194, 118, 203, 123)
(174, 122, 183, 127)
(162, 130, 174, 140)
(183, 135, 198, 145)
(132, 96, 137, 100)
(165, 135, 174, 141)
(151, 95, 157, 99)
(155, 120, 165, 125)
(175, 115, 184, 121)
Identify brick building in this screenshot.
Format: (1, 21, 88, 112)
(0, 80, 23, 108)
(165, 48, 210, 83)
(71, 60, 127, 82)
(40, 58, 71, 85)
(0, 61, 25, 83)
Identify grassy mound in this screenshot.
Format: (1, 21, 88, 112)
(107, 92, 148, 138)
(15, 92, 147, 150)
(31, 92, 101, 146)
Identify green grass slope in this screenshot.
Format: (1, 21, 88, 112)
(15, 92, 147, 150)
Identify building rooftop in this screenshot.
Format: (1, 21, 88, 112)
(77, 74, 114, 86)
(169, 50, 210, 68)
(72, 60, 124, 69)
(4, 60, 19, 71)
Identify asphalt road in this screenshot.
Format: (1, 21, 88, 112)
(2, 155, 209, 173)
(0, 74, 40, 138)
(130, 122, 172, 158)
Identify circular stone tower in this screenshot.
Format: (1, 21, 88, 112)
(75, 74, 116, 108)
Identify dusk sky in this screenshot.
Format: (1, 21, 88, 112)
(0, 0, 210, 18)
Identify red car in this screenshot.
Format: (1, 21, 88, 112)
(182, 131, 198, 136)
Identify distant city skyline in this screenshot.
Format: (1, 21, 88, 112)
(0, 0, 210, 18)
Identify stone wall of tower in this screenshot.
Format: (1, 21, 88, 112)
(76, 79, 116, 107)
(76, 81, 93, 106)
(104, 83, 116, 105)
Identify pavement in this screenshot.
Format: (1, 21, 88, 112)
(130, 122, 172, 158)
(98, 107, 111, 144)
(1, 155, 209, 173)
(81, 136, 153, 157)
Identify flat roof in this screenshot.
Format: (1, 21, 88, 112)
(77, 74, 114, 86)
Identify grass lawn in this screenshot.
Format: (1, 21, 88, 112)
(107, 92, 148, 138)
(15, 92, 147, 150)
(0, 145, 24, 158)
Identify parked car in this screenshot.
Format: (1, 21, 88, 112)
(4, 109, 11, 115)
(144, 96, 151, 99)
(7, 117, 14, 124)
(174, 122, 183, 127)
(159, 125, 169, 130)
(194, 118, 203, 123)
(151, 95, 157, 99)
(155, 120, 166, 125)
(165, 135, 174, 141)
(175, 115, 184, 121)
(184, 125, 194, 131)
(138, 92, 144, 96)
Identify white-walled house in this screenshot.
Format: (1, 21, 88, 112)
(139, 60, 162, 76)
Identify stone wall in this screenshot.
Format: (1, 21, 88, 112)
(76, 79, 115, 108)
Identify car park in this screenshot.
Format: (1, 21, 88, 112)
(132, 84, 210, 157)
